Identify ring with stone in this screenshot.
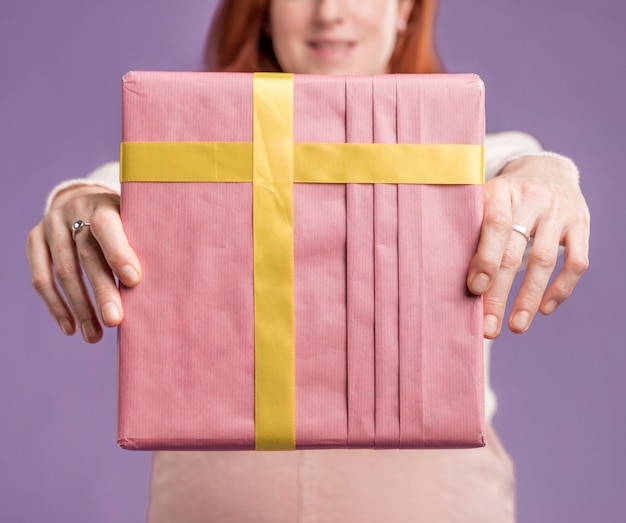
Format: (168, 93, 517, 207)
(71, 220, 92, 240)
(512, 224, 531, 242)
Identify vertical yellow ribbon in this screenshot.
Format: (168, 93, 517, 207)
(253, 73, 296, 450)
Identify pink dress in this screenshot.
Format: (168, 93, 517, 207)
(146, 425, 515, 522)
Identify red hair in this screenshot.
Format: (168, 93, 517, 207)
(204, 0, 442, 74)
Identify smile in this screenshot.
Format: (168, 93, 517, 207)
(309, 41, 354, 50)
(307, 40, 356, 60)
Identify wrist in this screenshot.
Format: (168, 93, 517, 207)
(45, 180, 117, 215)
(501, 151, 580, 184)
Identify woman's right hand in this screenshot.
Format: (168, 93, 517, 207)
(26, 185, 142, 343)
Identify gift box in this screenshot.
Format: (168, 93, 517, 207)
(118, 72, 486, 451)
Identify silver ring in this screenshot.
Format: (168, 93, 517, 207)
(71, 220, 91, 240)
(512, 224, 531, 242)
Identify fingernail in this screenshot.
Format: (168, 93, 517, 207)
(59, 318, 74, 336)
(471, 273, 490, 294)
(543, 300, 558, 314)
(484, 314, 499, 338)
(120, 265, 140, 285)
(81, 320, 98, 342)
(102, 302, 122, 325)
(511, 311, 531, 332)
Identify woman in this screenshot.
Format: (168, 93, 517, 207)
(26, 0, 589, 521)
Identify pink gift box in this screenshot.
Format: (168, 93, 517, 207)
(118, 72, 486, 451)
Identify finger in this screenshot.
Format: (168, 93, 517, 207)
(44, 217, 103, 343)
(74, 226, 124, 327)
(540, 222, 590, 315)
(89, 202, 142, 288)
(467, 183, 513, 296)
(481, 230, 530, 338)
(507, 223, 561, 333)
(26, 223, 77, 336)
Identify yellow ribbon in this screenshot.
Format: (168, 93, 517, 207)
(120, 73, 485, 451)
(252, 73, 296, 450)
(121, 142, 484, 185)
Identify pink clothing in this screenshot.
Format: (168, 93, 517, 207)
(147, 424, 515, 522)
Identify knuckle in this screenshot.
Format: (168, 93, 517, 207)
(77, 242, 103, 266)
(72, 304, 92, 321)
(551, 281, 575, 301)
(88, 214, 107, 236)
(49, 241, 72, 261)
(573, 209, 591, 230)
(92, 283, 114, 305)
(484, 176, 507, 197)
(483, 295, 505, 312)
(54, 262, 78, 284)
(518, 180, 548, 201)
(31, 274, 52, 295)
(25, 226, 41, 252)
(105, 247, 128, 269)
(88, 220, 103, 239)
(567, 254, 590, 276)
(90, 206, 119, 233)
(42, 207, 63, 227)
(500, 246, 522, 271)
(529, 248, 557, 269)
(484, 211, 512, 235)
(516, 293, 542, 311)
(474, 251, 501, 274)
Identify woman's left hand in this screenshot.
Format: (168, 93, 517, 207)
(467, 154, 590, 339)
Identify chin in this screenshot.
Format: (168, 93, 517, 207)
(305, 63, 365, 76)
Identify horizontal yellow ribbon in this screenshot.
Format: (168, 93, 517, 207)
(120, 142, 484, 185)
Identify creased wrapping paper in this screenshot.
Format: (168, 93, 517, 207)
(118, 72, 486, 451)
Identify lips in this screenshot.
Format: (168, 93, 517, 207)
(307, 38, 356, 59)
(308, 40, 354, 50)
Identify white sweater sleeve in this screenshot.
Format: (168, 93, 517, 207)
(485, 131, 542, 180)
(43, 161, 121, 215)
(485, 130, 579, 183)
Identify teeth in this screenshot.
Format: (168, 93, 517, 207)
(313, 42, 350, 50)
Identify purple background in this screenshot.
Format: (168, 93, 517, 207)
(1, 0, 624, 521)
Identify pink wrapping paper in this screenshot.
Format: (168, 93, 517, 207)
(118, 72, 486, 450)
